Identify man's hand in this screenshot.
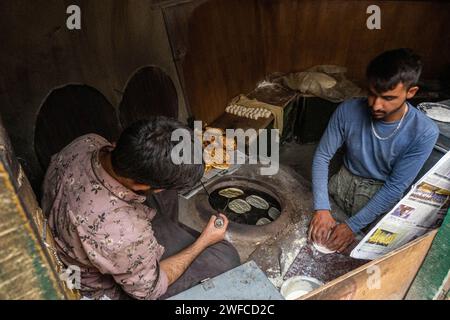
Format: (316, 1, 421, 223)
(160, 213, 229, 285)
(309, 210, 336, 244)
(325, 223, 355, 253)
(198, 214, 229, 247)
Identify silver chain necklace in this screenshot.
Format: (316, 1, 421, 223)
(371, 106, 408, 140)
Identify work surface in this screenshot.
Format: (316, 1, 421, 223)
(248, 220, 369, 290)
(168, 261, 284, 300)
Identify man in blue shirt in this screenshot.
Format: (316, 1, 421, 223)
(309, 48, 439, 253)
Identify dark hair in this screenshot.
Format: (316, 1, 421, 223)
(111, 117, 204, 190)
(366, 48, 422, 93)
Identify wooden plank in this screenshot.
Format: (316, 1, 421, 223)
(0, 118, 69, 299)
(302, 230, 438, 300)
(0, 163, 55, 299)
(0, 0, 184, 191)
(162, 0, 207, 120)
(164, 0, 266, 124)
(0, 116, 78, 300)
(406, 210, 450, 300)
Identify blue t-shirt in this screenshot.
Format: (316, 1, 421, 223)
(312, 98, 439, 233)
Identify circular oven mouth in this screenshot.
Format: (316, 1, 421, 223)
(203, 177, 283, 226)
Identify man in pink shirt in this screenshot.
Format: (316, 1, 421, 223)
(41, 117, 240, 299)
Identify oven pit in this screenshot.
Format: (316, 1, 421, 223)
(180, 164, 312, 262)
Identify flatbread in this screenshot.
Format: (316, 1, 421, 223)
(218, 188, 244, 198)
(268, 207, 281, 220)
(256, 218, 271, 225)
(228, 199, 251, 214)
(246, 195, 270, 210)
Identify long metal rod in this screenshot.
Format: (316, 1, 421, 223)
(199, 180, 211, 198)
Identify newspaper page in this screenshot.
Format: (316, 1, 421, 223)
(351, 150, 450, 260)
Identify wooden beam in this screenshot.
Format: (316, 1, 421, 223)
(0, 160, 64, 299)
(0, 117, 77, 299)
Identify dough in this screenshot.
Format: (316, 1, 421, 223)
(246, 195, 270, 210)
(312, 242, 336, 254)
(218, 187, 244, 198)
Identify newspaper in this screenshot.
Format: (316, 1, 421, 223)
(351, 150, 450, 260)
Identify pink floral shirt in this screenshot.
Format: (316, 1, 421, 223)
(41, 134, 168, 299)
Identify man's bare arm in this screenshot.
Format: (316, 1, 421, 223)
(160, 214, 228, 285)
(160, 239, 207, 284)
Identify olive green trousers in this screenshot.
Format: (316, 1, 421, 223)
(329, 166, 384, 228)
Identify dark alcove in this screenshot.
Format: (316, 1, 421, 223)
(119, 66, 179, 129)
(34, 84, 121, 171)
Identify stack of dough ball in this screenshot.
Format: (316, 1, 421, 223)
(225, 104, 271, 120)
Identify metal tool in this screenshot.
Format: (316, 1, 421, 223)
(200, 180, 225, 229)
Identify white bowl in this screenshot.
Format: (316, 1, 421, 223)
(280, 276, 324, 300)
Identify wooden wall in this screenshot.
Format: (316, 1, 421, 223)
(0, 0, 186, 191)
(1, 0, 449, 191)
(163, 0, 450, 124)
